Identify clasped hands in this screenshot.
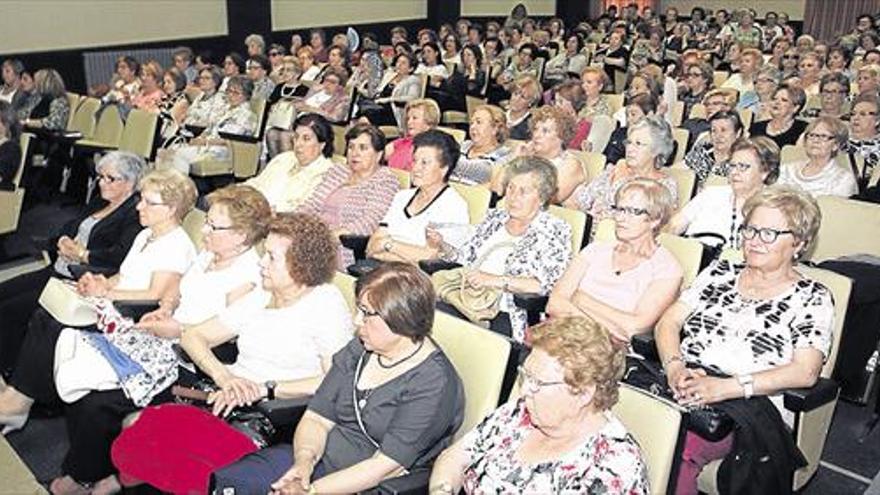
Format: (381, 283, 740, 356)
(208, 374, 267, 417)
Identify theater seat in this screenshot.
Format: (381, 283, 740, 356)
(449, 182, 491, 224)
(0, 134, 32, 236)
(808, 195, 880, 263)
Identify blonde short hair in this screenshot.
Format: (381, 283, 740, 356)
(580, 66, 608, 91)
(742, 185, 821, 259)
(472, 104, 508, 143)
(529, 317, 626, 411)
(804, 116, 848, 157)
(205, 184, 272, 246)
(615, 178, 676, 234)
(138, 169, 197, 222)
(141, 60, 164, 82)
(703, 88, 739, 107)
(513, 74, 543, 107)
(405, 98, 441, 128)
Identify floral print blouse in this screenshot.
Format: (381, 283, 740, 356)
(461, 398, 650, 494)
(184, 91, 228, 128)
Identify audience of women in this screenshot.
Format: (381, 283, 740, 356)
(246, 113, 335, 212)
(432, 157, 571, 341)
(670, 137, 781, 250)
(779, 116, 859, 197)
(299, 124, 399, 265)
(385, 98, 440, 171)
(367, 129, 469, 262)
(450, 104, 511, 186)
(549, 178, 683, 342)
(0, 168, 196, 436)
(48, 184, 268, 495)
(656, 186, 833, 493)
(210, 262, 463, 494)
(112, 213, 354, 494)
(430, 316, 649, 494)
(749, 83, 808, 150)
(570, 115, 678, 221)
(684, 110, 743, 184)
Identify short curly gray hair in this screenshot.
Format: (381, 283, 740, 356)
(502, 156, 558, 207)
(629, 114, 674, 168)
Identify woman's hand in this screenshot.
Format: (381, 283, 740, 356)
(677, 370, 741, 407)
(138, 306, 173, 323)
(425, 228, 445, 251)
(208, 375, 265, 416)
(77, 272, 110, 297)
(57, 236, 84, 261)
(134, 318, 181, 338)
(271, 464, 314, 495)
(464, 270, 500, 290)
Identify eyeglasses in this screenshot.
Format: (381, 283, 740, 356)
(727, 161, 753, 172)
(226, 88, 244, 95)
(805, 132, 835, 142)
(198, 75, 213, 81)
(687, 72, 703, 78)
(853, 110, 878, 117)
(356, 304, 380, 319)
(517, 365, 566, 394)
(783, 55, 800, 60)
(205, 220, 235, 232)
(821, 89, 848, 95)
(97, 173, 122, 183)
(610, 204, 649, 217)
(623, 139, 650, 148)
(138, 196, 166, 207)
(269, 51, 281, 57)
(739, 224, 794, 243)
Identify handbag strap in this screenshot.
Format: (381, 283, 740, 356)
(459, 240, 517, 293)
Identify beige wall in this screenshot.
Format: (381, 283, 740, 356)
(271, 0, 427, 30)
(658, 0, 806, 21)
(0, 0, 228, 54)
(461, 0, 555, 17)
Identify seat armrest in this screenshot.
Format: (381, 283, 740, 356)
(339, 234, 370, 261)
(218, 131, 260, 144)
(255, 397, 311, 427)
(112, 300, 160, 321)
(631, 333, 659, 361)
(783, 378, 839, 413)
(377, 468, 431, 495)
(512, 293, 548, 312)
(418, 259, 462, 274)
(184, 124, 206, 137)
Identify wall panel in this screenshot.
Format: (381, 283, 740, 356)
(272, 0, 427, 30)
(461, 0, 555, 17)
(658, 0, 805, 21)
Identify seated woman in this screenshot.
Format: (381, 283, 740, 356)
(0, 152, 143, 377)
(385, 98, 440, 171)
(577, 67, 611, 119)
(417, 42, 451, 105)
(156, 68, 190, 141)
(499, 105, 585, 203)
(749, 83, 808, 150)
(298, 123, 399, 266)
(219, 52, 245, 92)
(506, 74, 542, 141)
(670, 137, 780, 250)
(19, 69, 70, 132)
(543, 33, 589, 87)
(181, 66, 228, 132)
(366, 129, 469, 263)
(553, 80, 592, 151)
(444, 44, 487, 111)
(161, 75, 256, 174)
(678, 61, 712, 120)
(111, 213, 354, 494)
(432, 157, 572, 342)
(46, 184, 269, 495)
(0, 101, 22, 188)
(359, 52, 421, 129)
(0, 168, 197, 434)
(656, 186, 833, 493)
(246, 113, 335, 212)
(294, 66, 351, 123)
(684, 110, 743, 184)
(602, 92, 659, 168)
(548, 178, 683, 342)
(265, 57, 309, 158)
(429, 316, 649, 494)
(846, 93, 880, 188)
(450, 104, 511, 186)
(779, 116, 859, 197)
(749, 65, 782, 121)
(103, 56, 141, 107)
(680, 88, 738, 152)
(130, 60, 166, 113)
(569, 115, 679, 222)
(207, 262, 463, 494)
(802, 72, 850, 120)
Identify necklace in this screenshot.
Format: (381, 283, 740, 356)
(280, 84, 299, 99)
(377, 339, 425, 369)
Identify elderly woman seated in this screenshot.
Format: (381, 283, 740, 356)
(358, 52, 421, 128)
(846, 93, 880, 188)
(181, 66, 228, 131)
(431, 157, 571, 342)
(45, 184, 269, 495)
(0, 169, 198, 435)
(298, 124, 400, 266)
(684, 110, 744, 185)
(198, 262, 464, 494)
(548, 178, 683, 343)
(365, 129, 469, 263)
(670, 137, 781, 251)
(294, 66, 351, 123)
(802, 72, 851, 120)
(385, 98, 440, 171)
(112, 213, 354, 493)
(429, 317, 650, 494)
(748, 83, 808, 150)
(656, 186, 834, 493)
(246, 113, 335, 212)
(161, 75, 257, 174)
(568, 115, 678, 222)
(450, 104, 512, 186)
(505, 74, 543, 141)
(778, 116, 859, 197)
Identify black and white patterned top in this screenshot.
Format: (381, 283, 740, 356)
(684, 138, 730, 184)
(678, 260, 834, 376)
(845, 136, 880, 185)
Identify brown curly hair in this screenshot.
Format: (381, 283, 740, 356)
(267, 213, 338, 287)
(205, 184, 272, 246)
(529, 105, 577, 148)
(528, 316, 626, 411)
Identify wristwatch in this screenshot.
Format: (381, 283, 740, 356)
(265, 380, 277, 401)
(737, 374, 755, 399)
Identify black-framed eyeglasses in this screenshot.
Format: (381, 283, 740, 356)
(205, 220, 236, 232)
(610, 204, 649, 217)
(517, 365, 566, 394)
(739, 224, 794, 243)
(727, 161, 753, 172)
(269, 51, 281, 56)
(356, 304, 380, 319)
(805, 132, 835, 142)
(821, 89, 848, 95)
(97, 173, 123, 183)
(783, 55, 799, 60)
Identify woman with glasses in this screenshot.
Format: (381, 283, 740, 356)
(684, 110, 744, 185)
(46, 184, 268, 495)
(219, 52, 245, 92)
(182, 66, 228, 130)
(670, 137, 780, 251)
(295, 66, 351, 123)
(0, 152, 144, 379)
(207, 263, 463, 494)
(750, 65, 782, 121)
(679, 61, 712, 119)
(779, 116, 858, 197)
(803, 72, 851, 120)
(749, 83, 808, 150)
(429, 316, 649, 494)
(0, 168, 196, 436)
(505, 74, 542, 141)
(779, 49, 800, 80)
(845, 93, 880, 189)
(656, 186, 833, 493)
(549, 179, 683, 343)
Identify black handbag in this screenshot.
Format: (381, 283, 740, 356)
(623, 356, 735, 442)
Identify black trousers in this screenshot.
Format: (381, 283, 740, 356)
(0, 266, 53, 377)
(9, 306, 69, 404)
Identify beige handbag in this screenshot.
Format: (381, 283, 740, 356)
(265, 100, 297, 130)
(38, 277, 97, 327)
(431, 241, 514, 325)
